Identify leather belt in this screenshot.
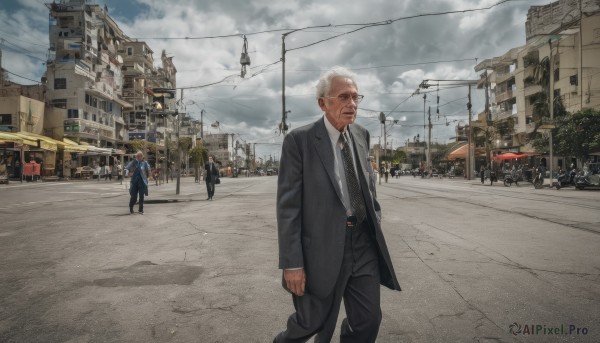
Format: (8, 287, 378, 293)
(346, 215, 358, 229)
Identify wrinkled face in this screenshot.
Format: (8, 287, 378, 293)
(319, 77, 359, 132)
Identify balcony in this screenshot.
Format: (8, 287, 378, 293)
(122, 62, 144, 76)
(495, 89, 514, 104)
(87, 82, 114, 100)
(524, 84, 542, 97)
(494, 110, 514, 121)
(495, 70, 515, 84)
(64, 118, 115, 140)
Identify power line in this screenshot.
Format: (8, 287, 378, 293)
(3, 69, 42, 84)
(131, 0, 514, 42)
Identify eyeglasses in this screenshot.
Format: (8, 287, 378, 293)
(324, 94, 364, 104)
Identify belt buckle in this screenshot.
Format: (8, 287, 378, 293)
(346, 215, 357, 229)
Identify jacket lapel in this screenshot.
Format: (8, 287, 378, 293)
(313, 118, 344, 204)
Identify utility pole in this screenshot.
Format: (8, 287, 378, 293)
(176, 88, 183, 195)
(423, 94, 427, 168)
(467, 85, 473, 180)
(281, 35, 288, 135)
(427, 106, 432, 169)
(200, 109, 204, 139)
(549, 39, 555, 187)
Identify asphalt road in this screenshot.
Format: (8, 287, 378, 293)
(0, 176, 598, 342)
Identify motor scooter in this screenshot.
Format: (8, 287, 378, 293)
(489, 170, 498, 185)
(532, 167, 545, 189)
(552, 168, 576, 190)
(503, 168, 523, 187)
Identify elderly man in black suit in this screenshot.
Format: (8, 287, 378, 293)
(274, 67, 401, 343)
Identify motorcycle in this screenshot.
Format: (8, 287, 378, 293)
(575, 163, 600, 190)
(489, 170, 498, 185)
(552, 169, 577, 190)
(532, 167, 545, 189)
(504, 168, 523, 187)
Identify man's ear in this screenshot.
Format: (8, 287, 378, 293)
(318, 97, 327, 111)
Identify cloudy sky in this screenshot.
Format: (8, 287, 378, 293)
(0, 0, 553, 159)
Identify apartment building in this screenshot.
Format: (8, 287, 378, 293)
(474, 0, 600, 154)
(202, 133, 233, 166)
(121, 44, 177, 150)
(45, 0, 131, 150)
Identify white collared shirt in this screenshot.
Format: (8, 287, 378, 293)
(323, 115, 360, 217)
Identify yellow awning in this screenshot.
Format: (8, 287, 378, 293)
(12, 131, 60, 152)
(62, 138, 89, 153)
(0, 132, 40, 147)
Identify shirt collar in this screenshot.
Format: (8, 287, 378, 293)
(323, 115, 348, 142)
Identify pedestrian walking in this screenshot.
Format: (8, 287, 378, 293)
(480, 165, 485, 184)
(125, 151, 150, 214)
(273, 67, 401, 343)
(204, 155, 219, 200)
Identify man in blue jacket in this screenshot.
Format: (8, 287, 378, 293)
(125, 151, 151, 214)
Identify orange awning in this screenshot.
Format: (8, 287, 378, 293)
(447, 144, 487, 161)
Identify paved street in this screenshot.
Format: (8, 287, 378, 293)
(0, 176, 599, 342)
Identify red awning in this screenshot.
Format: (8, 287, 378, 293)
(144, 87, 155, 96)
(447, 144, 487, 161)
(495, 152, 528, 160)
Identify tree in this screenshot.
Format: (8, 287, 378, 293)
(128, 139, 156, 155)
(189, 144, 208, 181)
(177, 137, 192, 171)
(548, 109, 600, 160)
(391, 149, 406, 165)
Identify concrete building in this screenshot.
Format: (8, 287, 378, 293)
(202, 133, 233, 166)
(44, 0, 131, 150)
(474, 0, 600, 157)
(121, 45, 177, 151)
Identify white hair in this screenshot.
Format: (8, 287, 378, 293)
(315, 66, 358, 100)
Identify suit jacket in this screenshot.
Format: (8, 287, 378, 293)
(204, 162, 219, 182)
(277, 117, 401, 298)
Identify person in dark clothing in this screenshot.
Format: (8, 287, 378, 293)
(125, 151, 151, 214)
(274, 67, 400, 343)
(204, 155, 219, 200)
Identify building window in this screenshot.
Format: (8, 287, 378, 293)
(67, 109, 79, 119)
(93, 114, 97, 122)
(127, 47, 133, 56)
(54, 78, 66, 89)
(0, 114, 12, 125)
(51, 99, 67, 109)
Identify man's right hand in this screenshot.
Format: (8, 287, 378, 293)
(284, 269, 306, 296)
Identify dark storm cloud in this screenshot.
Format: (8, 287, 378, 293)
(3, 0, 550, 157)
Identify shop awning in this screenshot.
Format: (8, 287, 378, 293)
(495, 152, 528, 160)
(447, 144, 486, 161)
(12, 132, 61, 152)
(0, 132, 32, 145)
(62, 138, 89, 153)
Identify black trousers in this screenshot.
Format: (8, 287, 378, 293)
(205, 179, 215, 198)
(275, 221, 381, 343)
(129, 180, 146, 212)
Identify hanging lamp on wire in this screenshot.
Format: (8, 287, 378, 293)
(240, 35, 251, 78)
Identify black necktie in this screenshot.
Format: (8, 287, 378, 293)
(339, 133, 366, 223)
